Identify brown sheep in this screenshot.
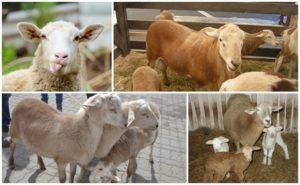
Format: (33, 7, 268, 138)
(203, 146, 260, 182)
(146, 21, 245, 91)
(131, 66, 162, 91)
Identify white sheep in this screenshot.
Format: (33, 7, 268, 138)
(262, 125, 289, 166)
(205, 136, 229, 152)
(7, 94, 128, 183)
(2, 21, 103, 91)
(87, 127, 158, 182)
(75, 99, 160, 182)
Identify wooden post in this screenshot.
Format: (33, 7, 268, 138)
(115, 3, 130, 56)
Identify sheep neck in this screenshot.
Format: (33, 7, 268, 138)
(243, 32, 265, 55)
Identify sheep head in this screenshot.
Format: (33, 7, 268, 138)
(205, 23, 245, 72)
(241, 146, 260, 162)
(256, 30, 278, 46)
(83, 94, 128, 128)
(244, 103, 282, 128)
(17, 21, 103, 75)
(87, 161, 121, 183)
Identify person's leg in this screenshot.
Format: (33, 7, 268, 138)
(56, 94, 63, 111)
(86, 94, 96, 99)
(41, 94, 48, 104)
(2, 94, 11, 132)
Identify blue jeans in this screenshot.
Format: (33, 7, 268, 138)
(41, 94, 63, 111)
(2, 94, 11, 128)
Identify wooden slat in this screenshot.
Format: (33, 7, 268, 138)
(123, 2, 298, 15)
(129, 40, 280, 58)
(115, 3, 130, 56)
(128, 20, 288, 36)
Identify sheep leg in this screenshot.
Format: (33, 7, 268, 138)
(213, 172, 224, 183)
(276, 134, 290, 160)
(37, 155, 46, 170)
(267, 149, 274, 166)
(262, 148, 267, 165)
(149, 144, 154, 164)
(69, 163, 77, 183)
(234, 171, 244, 182)
(8, 141, 16, 170)
(127, 157, 137, 182)
(288, 58, 297, 78)
(274, 55, 284, 72)
(56, 161, 67, 183)
(156, 59, 170, 86)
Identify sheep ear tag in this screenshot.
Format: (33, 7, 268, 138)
(127, 109, 135, 126)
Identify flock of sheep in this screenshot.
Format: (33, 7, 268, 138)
(202, 94, 289, 182)
(6, 94, 160, 182)
(130, 10, 298, 91)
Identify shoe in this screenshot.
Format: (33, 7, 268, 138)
(2, 137, 10, 148)
(2, 126, 9, 133)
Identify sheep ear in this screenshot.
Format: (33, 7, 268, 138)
(79, 24, 104, 42)
(256, 32, 265, 37)
(272, 105, 283, 112)
(127, 108, 135, 126)
(252, 146, 261, 151)
(205, 29, 219, 38)
(219, 136, 229, 143)
(244, 108, 257, 115)
(205, 140, 213, 145)
(84, 95, 103, 107)
(17, 22, 42, 42)
(276, 126, 283, 131)
(263, 128, 268, 132)
(110, 175, 121, 182)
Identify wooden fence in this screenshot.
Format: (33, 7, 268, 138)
(189, 94, 298, 133)
(114, 2, 297, 60)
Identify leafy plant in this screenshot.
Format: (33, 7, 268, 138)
(2, 42, 16, 66)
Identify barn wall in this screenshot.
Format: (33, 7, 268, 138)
(189, 94, 298, 133)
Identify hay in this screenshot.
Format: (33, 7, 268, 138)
(114, 52, 290, 91)
(189, 127, 298, 183)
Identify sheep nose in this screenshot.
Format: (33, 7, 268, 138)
(231, 58, 241, 68)
(156, 124, 159, 128)
(54, 53, 68, 61)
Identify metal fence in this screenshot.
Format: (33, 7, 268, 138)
(189, 93, 298, 133)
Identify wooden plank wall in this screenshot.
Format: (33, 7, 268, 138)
(114, 2, 298, 59)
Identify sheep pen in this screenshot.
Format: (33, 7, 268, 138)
(188, 93, 298, 183)
(114, 51, 290, 91)
(189, 127, 298, 183)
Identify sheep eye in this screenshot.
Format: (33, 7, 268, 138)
(41, 34, 47, 39)
(222, 43, 226, 47)
(99, 168, 103, 171)
(74, 35, 80, 41)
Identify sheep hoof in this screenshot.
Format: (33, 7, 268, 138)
(149, 160, 154, 164)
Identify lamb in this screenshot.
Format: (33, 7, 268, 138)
(146, 21, 245, 91)
(75, 99, 160, 182)
(7, 94, 128, 183)
(223, 94, 282, 151)
(206, 136, 230, 152)
(87, 127, 158, 182)
(274, 28, 298, 78)
(155, 10, 175, 20)
(2, 21, 103, 91)
(219, 71, 298, 91)
(132, 66, 162, 91)
(203, 146, 260, 182)
(262, 125, 289, 166)
(242, 30, 278, 55)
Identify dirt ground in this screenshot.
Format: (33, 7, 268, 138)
(189, 127, 298, 183)
(114, 51, 290, 91)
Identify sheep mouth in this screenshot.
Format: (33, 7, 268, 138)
(50, 63, 64, 73)
(226, 64, 237, 72)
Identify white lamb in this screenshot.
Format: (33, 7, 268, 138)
(262, 125, 289, 166)
(206, 136, 230, 153)
(3, 21, 103, 91)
